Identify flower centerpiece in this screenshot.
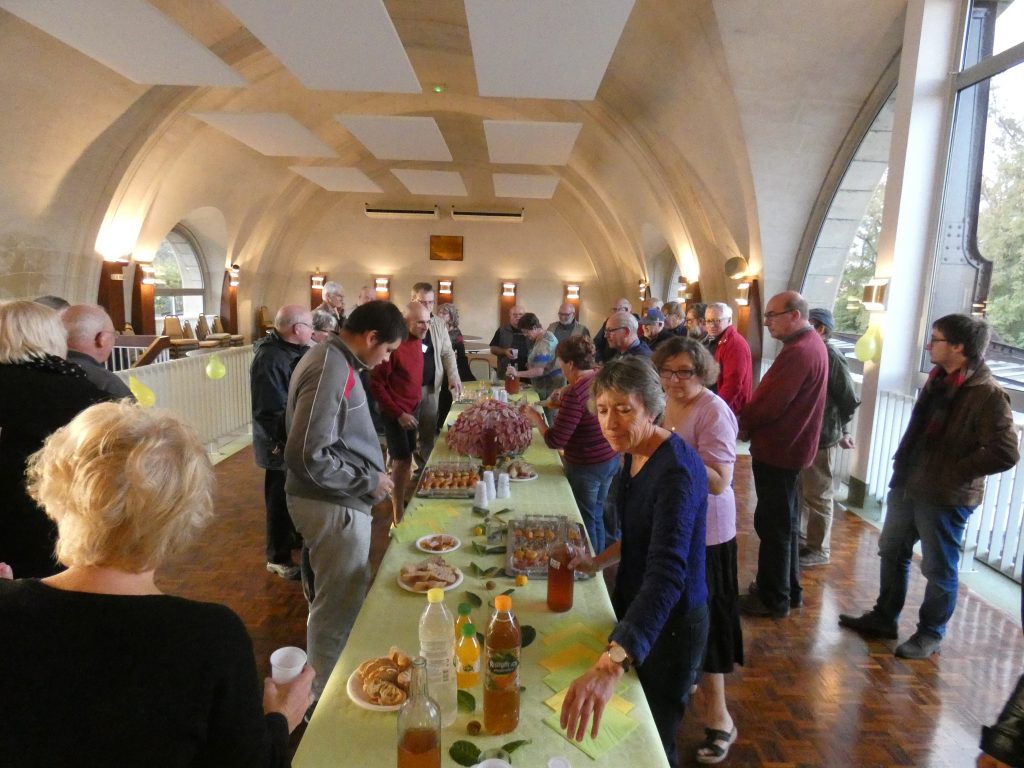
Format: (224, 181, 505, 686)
(446, 399, 532, 459)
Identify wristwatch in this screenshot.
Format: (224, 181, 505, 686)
(606, 644, 632, 673)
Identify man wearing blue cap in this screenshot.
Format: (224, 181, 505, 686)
(799, 308, 859, 567)
(639, 307, 673, 350)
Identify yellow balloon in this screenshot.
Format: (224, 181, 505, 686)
(205, 354, 226, 380)
(127, 375, 157, 407)
(854, 325, 883, 363)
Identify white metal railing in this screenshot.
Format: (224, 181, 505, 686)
(114, 346, 254, 449)
(109, 344, 170, 371)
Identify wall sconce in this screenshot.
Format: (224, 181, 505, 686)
(438, 279, 453, 296)
(676, 276, 689, 299)
(502, 282, 517, 298)
(972, 300, 987, 318)
(736, 281, 751, 306)
(140, 263, 157, 285)
(565, 283, 580, 301)
(375, 277, 391, 297)
(229, 264, 240, 287)
(638, 279, 648, 300)
(724, 256, 749, 279)
(861, 277, 890, 312)
(311, 270, 326, 292)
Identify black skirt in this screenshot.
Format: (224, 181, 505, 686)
(702, 537, 744, 673)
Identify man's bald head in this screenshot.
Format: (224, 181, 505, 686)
(63, 304, 116, 363)
(405, 301, 431, 339)
(275, 304, 314, 346)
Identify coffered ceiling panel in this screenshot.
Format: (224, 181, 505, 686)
(190, 112, 336, 157)
(219, 0, 420, 93)
(484, 120, 582, 165)
(337, 115, 453, 161)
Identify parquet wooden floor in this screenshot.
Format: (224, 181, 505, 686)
(155, 447, 1024, 767)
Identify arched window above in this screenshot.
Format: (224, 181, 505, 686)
(153, 226, 205, 325)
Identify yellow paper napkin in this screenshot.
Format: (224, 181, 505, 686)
(544, 688, 636, 715)
(539, 642, 600, 673)
(542, 704, 638, 760)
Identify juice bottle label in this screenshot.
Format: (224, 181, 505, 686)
(485, 648, 520, 689)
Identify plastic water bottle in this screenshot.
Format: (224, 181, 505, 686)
(419, 588, 458, 727)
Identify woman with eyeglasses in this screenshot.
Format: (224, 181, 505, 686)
(653, 336, 743, 765)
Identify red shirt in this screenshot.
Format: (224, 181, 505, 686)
(370, 336, 424, 419)
(712, 324, 752, 416)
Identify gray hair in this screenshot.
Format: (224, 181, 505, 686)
(63, 305, 114, 346)
(322, 281, 344, 299)
(311, 309, 338, 333)
(662, 301, 683, 318)
(0, 300, 68, 363)
(591, 356, 665, 419)
(705, 302, 732, 320)
(274, 304, 311, 331)
(608, 311, 638, 335)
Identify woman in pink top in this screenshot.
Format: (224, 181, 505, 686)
(654, 336, 742, 765)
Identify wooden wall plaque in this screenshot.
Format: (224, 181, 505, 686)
(430, 235, 463, 261)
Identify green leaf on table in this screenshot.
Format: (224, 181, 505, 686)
(502, 739, 532, 756)
(469, 562, 485, 577)
(521, 625, 537, 648)
(472, 506, 490, 516)
(500, 588, 516, 596)
(464, 590, 483, 608)
(457, 689, 476, 713)
(493, 507, 512, 515)
(449, 740, 482, 767)
(482, 566, 504, 577)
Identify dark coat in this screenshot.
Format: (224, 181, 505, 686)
(818, 342, 859, 449)
(891, 361, 1019, 507)
(0, 362, 110, 577)
(250, 331, 308, 470)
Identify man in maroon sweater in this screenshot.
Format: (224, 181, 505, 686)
(738, 291, 828, 618)
(370, 302, 430, 524)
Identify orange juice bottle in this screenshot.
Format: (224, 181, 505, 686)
(483, 595, 521, 734)
(454, 602, 472, 643)
(456, 623, 480, 689)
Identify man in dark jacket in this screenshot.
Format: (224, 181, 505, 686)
(798, 308, 859, 567)
(840, 314, 1019, 658)
(251, 304, 313, 580)
(738, 291, 828, 618)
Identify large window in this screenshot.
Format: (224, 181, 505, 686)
(153, 227, 205, 324)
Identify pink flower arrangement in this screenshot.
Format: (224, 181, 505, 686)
(446, 399, 532, 458)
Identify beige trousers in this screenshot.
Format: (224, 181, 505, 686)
(800, 444, 838, 557)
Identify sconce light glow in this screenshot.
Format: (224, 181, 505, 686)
(438, 279, 453, 296)
(861, 278, 890, 312)
(638, 280, 648, 300)
(736, 281, 751, 306)
(565, 284, 581, 301)
(502, 282, 517, 297)
(375, 277, 390, 295)
(311, 271, 325, 291)
(676, 276, 689, 299)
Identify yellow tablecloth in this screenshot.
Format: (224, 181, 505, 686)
(294, 387, 669, 768)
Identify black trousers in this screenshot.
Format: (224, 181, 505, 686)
(264, 468, 297, 564)
(751, 459, 802, 611)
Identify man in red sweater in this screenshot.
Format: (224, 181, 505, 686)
(738, 291, 828, 618)
(370, 302, 430, 524)
(705, 302, 752, 416)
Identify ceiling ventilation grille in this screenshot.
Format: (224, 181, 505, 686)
(364, 205, 439, 220)
(450, 208, 524, 223)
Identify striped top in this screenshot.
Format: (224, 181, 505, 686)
(542, 373, 618, 466)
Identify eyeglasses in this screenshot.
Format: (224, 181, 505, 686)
(705, 318, 725, 326)
(557, 313, 573, 318)
(659, 368, 696, 381)
(928, 336, 948, 346)
(294, 322, 313, 330)
(606, 326, 627, 335)
(763, 309, 795, 321)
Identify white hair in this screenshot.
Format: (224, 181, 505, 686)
(706, 302, 733, 320)
(323, 281, 344, 299)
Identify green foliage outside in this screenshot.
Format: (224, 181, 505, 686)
(977, 111, 1024, 346)
(832, 180, 885, 334)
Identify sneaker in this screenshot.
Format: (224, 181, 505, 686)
(895, 632, 942, 659)
(838, 611, 899, 639)
(799, 550, 830, 568)
(266, 561, 301, 580)
(739, 592, 789, 619)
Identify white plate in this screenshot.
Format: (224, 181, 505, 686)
(508, 472, 538, 482)
(346, 668, 402, 712)
(397, 567, 464, 593)
(415, 534, 461, 554)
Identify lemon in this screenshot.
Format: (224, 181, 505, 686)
(473, 525, 485, 536)
(514, 574, 528, 587)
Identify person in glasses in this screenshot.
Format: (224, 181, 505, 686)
(737, 291, 827, 619)
(704, 302, 751, 416)
(685, 302, 710, 345)
(547, 302, 591, 345)
(594, 298, 635, 362)
(251, 304, 313, 580)
(653, 336, 743, 765)
(604, 311, 652, 360)
(839, 313, 1018, 659)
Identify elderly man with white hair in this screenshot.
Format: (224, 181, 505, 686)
(705, 302, 751, 417)
(316, 281, 346, 327)
(62, 304, 134, 400)
(605, 311, 652, 359)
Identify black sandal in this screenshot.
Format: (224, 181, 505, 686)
(696, 726, 737, 764)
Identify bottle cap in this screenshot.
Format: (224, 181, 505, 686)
(427, 588, 444, 603)
(547, 757, 572, 768)
(494, 595, 512, 611)
(461, 623, 476, 638)
(458, 602, 472, 615)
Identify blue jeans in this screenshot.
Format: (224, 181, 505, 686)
(563, 456, 619, 555)
(874, 489, 973, 639)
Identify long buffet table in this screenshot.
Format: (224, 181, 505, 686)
(294, 384, 668, 768)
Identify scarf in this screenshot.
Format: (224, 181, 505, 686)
(905, 361, 977, 445)
(13, 353, 88, 379)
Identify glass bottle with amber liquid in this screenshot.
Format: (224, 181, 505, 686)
(483, 595, 521, 734)
(397, 656, 441, 768)
(547, 518, 576, 612)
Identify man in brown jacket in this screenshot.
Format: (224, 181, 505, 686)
(840, 314, 1019, 658)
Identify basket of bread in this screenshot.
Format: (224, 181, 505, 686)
(346, 646, 412, 710)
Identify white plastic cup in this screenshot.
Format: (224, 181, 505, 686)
(483, 470, 496, 502)
(473, 480, 489, 509)
(491, 387, 502, 400)
(496, 473, 511, 499)
(509, 348, 518, 360)
(270, 646, 307, 683)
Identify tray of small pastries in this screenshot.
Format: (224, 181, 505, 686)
(346, 647, 412, 711)
(414, 462, 479, 498)
(505, 515, 593, 580)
